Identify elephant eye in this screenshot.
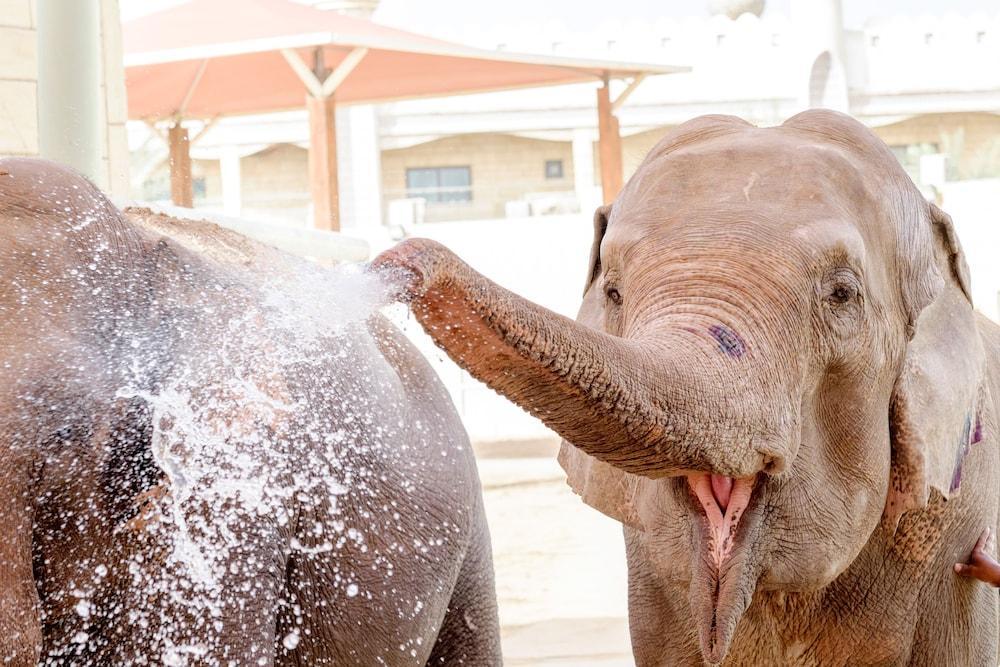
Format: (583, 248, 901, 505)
(606, 286, 623, 306)
(830, 286, 853, 303)
(827, 282, 858, 306)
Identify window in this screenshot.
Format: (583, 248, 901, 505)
(405, 166, 472, 203)
(545, 160, 564, 179)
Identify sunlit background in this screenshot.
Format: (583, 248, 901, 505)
(3, 1, 999, 664)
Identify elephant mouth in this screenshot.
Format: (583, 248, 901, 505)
(687, 474, 756, 568)
(685, 473, 762, 664)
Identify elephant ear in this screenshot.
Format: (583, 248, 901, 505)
(559, 205, 643, 528)
(885, 203, 985, 529)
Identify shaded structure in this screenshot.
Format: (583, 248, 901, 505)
(124, 0, 685, 229)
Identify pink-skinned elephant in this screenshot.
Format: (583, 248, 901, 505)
(0, 158, 500, 666)
(373, 110, 1000, 666)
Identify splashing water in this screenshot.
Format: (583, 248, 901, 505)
(1, 169, 468, 666)
(109, 255, 409, 662)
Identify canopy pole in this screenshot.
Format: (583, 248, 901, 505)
(308, 94, 340, 231)
(596, 77, 623, 205)
(168, 121, 193, 208)
(283, 47, 372, 231)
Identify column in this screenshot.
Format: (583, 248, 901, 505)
(220, 146, 242, 217)
(308, 94, 340, 231)
(572, 129, 599, 214)
(36, 0, 102, 185)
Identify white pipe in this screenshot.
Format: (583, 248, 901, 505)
(36, 0, 103, 186)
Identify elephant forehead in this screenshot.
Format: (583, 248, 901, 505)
(655, 134, 866, 201)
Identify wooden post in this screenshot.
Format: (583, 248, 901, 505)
(596, 79, 624, 205)
(308, 94, 340, 231)
(167, 122, 193, 208)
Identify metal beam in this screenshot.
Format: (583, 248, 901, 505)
(320, 47, 368, 97)
(280, 48, 324, 98)
(178, 59, 210, 116)
(611, 73, 647, 113)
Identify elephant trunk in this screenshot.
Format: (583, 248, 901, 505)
(372, 239, 785, 479)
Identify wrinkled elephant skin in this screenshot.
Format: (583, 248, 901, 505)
(373, 110, 1000, 666)
(0, 157, 501, 666)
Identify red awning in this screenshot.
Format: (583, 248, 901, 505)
(124, 0, 684, 119)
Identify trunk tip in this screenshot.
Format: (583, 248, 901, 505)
(369, 238, 451, 303)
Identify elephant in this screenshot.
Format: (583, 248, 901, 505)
(372, 110, 1000, 666)
(0, 157, 500, 666)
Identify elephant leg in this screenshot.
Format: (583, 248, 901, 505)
(425, 517, 501, 666)
(0, 452, 42, 666)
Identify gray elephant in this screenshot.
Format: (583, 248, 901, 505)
(0, 157, 500, 666)
(373, 110, 1000, 665)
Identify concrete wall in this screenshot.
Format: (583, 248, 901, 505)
(382, 133, 575, 222)
(0, 0, 129, 198)
(0, 0, 38, 156)
(239, 143, 311, 225)
(871, 112, 1000, 181)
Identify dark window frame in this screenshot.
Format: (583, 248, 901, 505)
(545, 159, 564, 179)
(405, 166, 472, 203)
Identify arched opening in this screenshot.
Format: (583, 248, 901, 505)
(808, 51, 833, 108)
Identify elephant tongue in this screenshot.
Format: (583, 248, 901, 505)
(710, 474, 734, 511)
(687, 474, 756, 568)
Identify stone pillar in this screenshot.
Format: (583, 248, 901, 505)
(336, 105, 384, 233)
(572, 129, 599, 214)
(220, 146, 243, 217)
(36, 0, 102, 184)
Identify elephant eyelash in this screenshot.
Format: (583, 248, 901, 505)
(606, 286, 623, 306)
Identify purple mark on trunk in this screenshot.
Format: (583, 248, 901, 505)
(708, 324, 746, 359)
(972, 414, 982, 445)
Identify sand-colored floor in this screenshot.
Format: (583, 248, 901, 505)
(476, 440, 635, 666)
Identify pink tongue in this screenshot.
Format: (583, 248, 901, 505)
(710, 474, 734, 512)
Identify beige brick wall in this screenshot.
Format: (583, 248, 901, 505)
(240, 144, 311, 223)
(872, 112, 1000, 180)
(99, 0, 129, 199)
(0, 0, 37, 156)
(382, 133, 575, 222)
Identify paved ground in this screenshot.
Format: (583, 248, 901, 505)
(476, 439, 635, 666)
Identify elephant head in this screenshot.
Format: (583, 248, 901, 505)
(372, 110, 985, 663)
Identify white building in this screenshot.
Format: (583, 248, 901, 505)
(127, 0, 1000, 441)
